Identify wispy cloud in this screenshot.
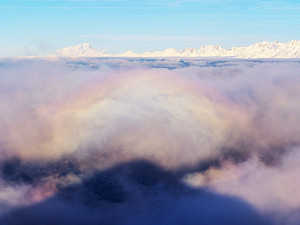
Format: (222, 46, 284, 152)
(0, 0, 226, 10)
(79, 34, 217, 42)
(250, 1, 300, 11)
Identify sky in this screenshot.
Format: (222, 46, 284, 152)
(1, 0, 300, 56)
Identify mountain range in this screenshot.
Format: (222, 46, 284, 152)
(54, 40, 300, 58)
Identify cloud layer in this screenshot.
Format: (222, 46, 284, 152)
(0, 58, 300, 224)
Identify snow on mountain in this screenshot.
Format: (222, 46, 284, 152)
(226, 41, 299, 58)
(196, 45, 227, 57)
(54, 40, 300, 58)
(55, 43, 109, 57)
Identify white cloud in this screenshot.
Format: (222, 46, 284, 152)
(1, 58, 300, 224)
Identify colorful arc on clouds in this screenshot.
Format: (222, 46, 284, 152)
(27, 68, 247, 168)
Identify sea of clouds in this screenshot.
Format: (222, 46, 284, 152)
(0, 58, 300, 224)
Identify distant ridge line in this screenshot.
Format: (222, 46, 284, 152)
(53, 40, 300, 58)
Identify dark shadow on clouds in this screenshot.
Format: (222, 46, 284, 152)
(0, 159, 269, 225)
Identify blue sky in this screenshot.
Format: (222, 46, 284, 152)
(1, 0, 300, 56)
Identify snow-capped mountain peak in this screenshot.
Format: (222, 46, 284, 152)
(55, 43, 108, 57)
(53, 40, 300, 58)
